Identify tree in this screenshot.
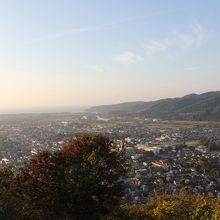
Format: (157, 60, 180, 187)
(11, 133, 127, 220)
(0, 167, 17, 219)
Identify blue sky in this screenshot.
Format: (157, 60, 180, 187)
(0, 0, 219, 111)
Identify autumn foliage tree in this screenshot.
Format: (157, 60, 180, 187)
(1, 133, 219, 220)
(0, 167, 17, 219)
(11, 133, 127, 220)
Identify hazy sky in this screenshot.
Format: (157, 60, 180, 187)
(0, 0, 220, 111)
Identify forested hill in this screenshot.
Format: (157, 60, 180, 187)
(87, 91, 220, 121)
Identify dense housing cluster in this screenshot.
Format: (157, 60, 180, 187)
(0, 113, 219, 204)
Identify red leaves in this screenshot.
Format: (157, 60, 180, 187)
(10, 133, 127, 219)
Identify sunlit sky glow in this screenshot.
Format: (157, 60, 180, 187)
(0, 0, 220, 112)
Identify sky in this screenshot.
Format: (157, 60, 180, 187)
(0, 0, 220, 112)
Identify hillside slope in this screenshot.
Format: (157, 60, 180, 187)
(87, 91, 220, 121)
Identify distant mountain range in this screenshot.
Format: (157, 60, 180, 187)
(87, 91, 220, 121)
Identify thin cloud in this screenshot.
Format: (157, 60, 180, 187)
(114, 20, 207, 63)
(177, 20, 206, 48)
(85, 65, 104, 73)
(27, 12, 164, 45)
(143, 20, 207, 56)
(191, 20, 206, 46)
(144, 39, 171, 55)
(184, 64, 217, 71)
(28, 25, 110, 44)
(114, 51, 142, 64)
(178, 34, 194, 48)
(184, 66, 201, 71)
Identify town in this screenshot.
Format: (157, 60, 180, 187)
(0, 113, 219, 203)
